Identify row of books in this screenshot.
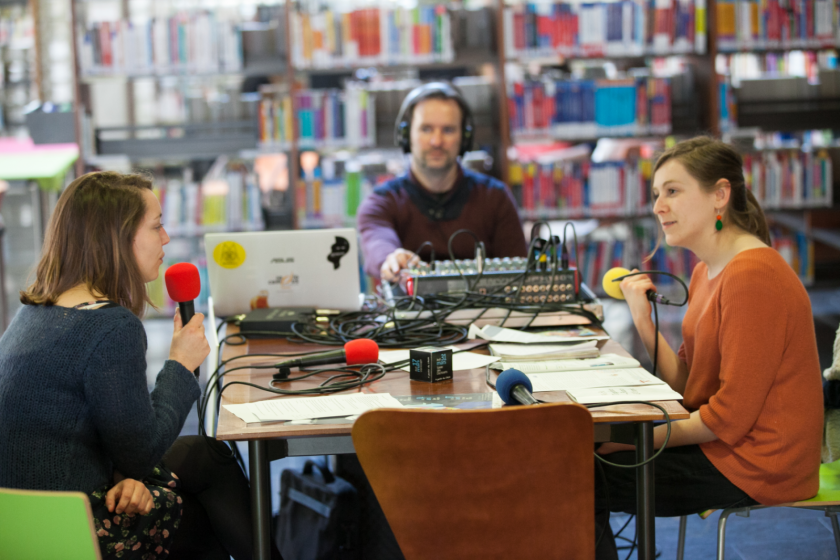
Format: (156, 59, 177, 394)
(743, 149, 834, 208)
(719, 49, 836, 87)
(0, 5, 33, 50)
(510, 141, 832, 219)
(291, 5, 454, 69)
(258, 85, 376, 150)
(152, 171, 265, 237)
(78, 12, 243, 76)
(508, 76, 672, 140)
(503, 0, 706, 60)
(510, 150, 656, 219)
(717, 0, 839, 51)
(294, 152, 407, 229)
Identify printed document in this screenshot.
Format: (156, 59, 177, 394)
(566, 384, 684, 404)
(499, 353, 640, 373)
(224, 393, 403, 423)
(526, 367, 666, 393)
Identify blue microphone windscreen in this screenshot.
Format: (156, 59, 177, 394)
(496, 369, 533, 406)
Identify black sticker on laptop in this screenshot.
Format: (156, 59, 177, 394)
(327, 236, 350, 270)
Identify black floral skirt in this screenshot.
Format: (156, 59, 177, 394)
(88, 465, 183, 560)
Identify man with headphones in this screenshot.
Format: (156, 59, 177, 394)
(357, 82, 528, 282)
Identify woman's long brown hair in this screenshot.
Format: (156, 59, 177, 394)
(20, 171, 155, 317)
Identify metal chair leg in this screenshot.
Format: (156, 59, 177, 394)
(716, 508, 746, 560)
(829, 511, 840, 559)
(676, 515, 687, 560)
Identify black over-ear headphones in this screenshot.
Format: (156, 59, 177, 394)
(394, 82, 475, 156)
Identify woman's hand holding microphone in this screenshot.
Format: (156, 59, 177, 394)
(169, 312, 210, 373)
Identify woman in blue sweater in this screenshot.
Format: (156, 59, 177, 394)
(0, 172, 276, 559)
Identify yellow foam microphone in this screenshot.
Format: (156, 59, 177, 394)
(602, 267, 631, 300)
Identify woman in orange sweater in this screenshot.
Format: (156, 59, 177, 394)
(595, 137, 823, 559)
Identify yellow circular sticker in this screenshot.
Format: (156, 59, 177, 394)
(213, 241, 246, 269)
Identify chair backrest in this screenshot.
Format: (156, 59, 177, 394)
(351, 402, 594, 560)
(0, 488, 102, 560)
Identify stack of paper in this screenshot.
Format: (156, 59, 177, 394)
(566, 385, 684, 404)
(468, 324, 610, 344)
(499, 354, 640, 373)
(489, 340, 599, 361)
(526, 367, 665, 393)
(224, 393, 404, 423)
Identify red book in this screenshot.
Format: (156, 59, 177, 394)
(513, 10, 525, 51)
(523, 163, 535, 210)
(533, 84, 544, 129)
(100, 22, 112, 67)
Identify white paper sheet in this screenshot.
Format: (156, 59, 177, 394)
(500, 354, 640, 373)
(378, 347, 500, 372)
(224, 393, 404, 423)
(489, 340, 599, 359)
(566, 384, 684, 404)
(468, 324, 610, 343)
(526, 367, 665, 393)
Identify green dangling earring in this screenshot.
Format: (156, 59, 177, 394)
(715, 213, 723, 231)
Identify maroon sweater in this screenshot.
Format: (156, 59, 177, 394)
(357, 167, 528, 278)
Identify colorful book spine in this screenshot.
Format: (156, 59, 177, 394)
(79, 11, 243, 76)
(292, 5, 453, 69)
(504, 0, 704, 59)
(716, 0, 839, 51)
(742, 148, 833, 208)
(509, 76, 671, 140)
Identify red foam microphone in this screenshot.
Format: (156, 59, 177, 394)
(273, 339, 379, 378)
(164, 262, 202, 377)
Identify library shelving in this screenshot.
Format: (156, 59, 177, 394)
(0, 2, 35, 137)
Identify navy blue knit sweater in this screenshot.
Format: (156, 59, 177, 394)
(0, 304, 200, 493)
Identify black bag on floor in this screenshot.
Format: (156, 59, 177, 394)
(275, 460, 360, 560)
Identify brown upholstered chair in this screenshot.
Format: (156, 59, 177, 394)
(351, 402, 595, 560)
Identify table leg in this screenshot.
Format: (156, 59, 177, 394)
(635, 421, 655, 560)
(249, 440, 271, 560)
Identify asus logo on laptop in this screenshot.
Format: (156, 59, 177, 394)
(271, 257, 295, 264)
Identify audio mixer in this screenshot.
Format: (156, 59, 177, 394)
(404, 257, 583, 304)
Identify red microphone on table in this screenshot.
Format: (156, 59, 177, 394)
(273, 339, 379, 380)
(164, 262, 202, 378)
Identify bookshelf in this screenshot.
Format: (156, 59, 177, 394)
(62, 0, 838, 295)
(0, 1, 36, 137)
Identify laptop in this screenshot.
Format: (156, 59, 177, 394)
(204, 228, 362, 317)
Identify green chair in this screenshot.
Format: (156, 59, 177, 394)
(676, 461, 840, 560)
(0, 487, 102, 560)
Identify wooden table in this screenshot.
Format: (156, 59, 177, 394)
(215, 330, 689, 560)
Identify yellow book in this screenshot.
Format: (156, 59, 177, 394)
(325, 10, 335, 54)
(302, 14, 313, 62)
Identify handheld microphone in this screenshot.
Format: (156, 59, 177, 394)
(273, 339, 379, 379)
(164, 262, 202, 378)
(602, 266, 675, 306)
(496, 369, 539, 406)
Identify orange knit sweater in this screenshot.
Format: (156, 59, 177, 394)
(678, 247, 823, 505)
